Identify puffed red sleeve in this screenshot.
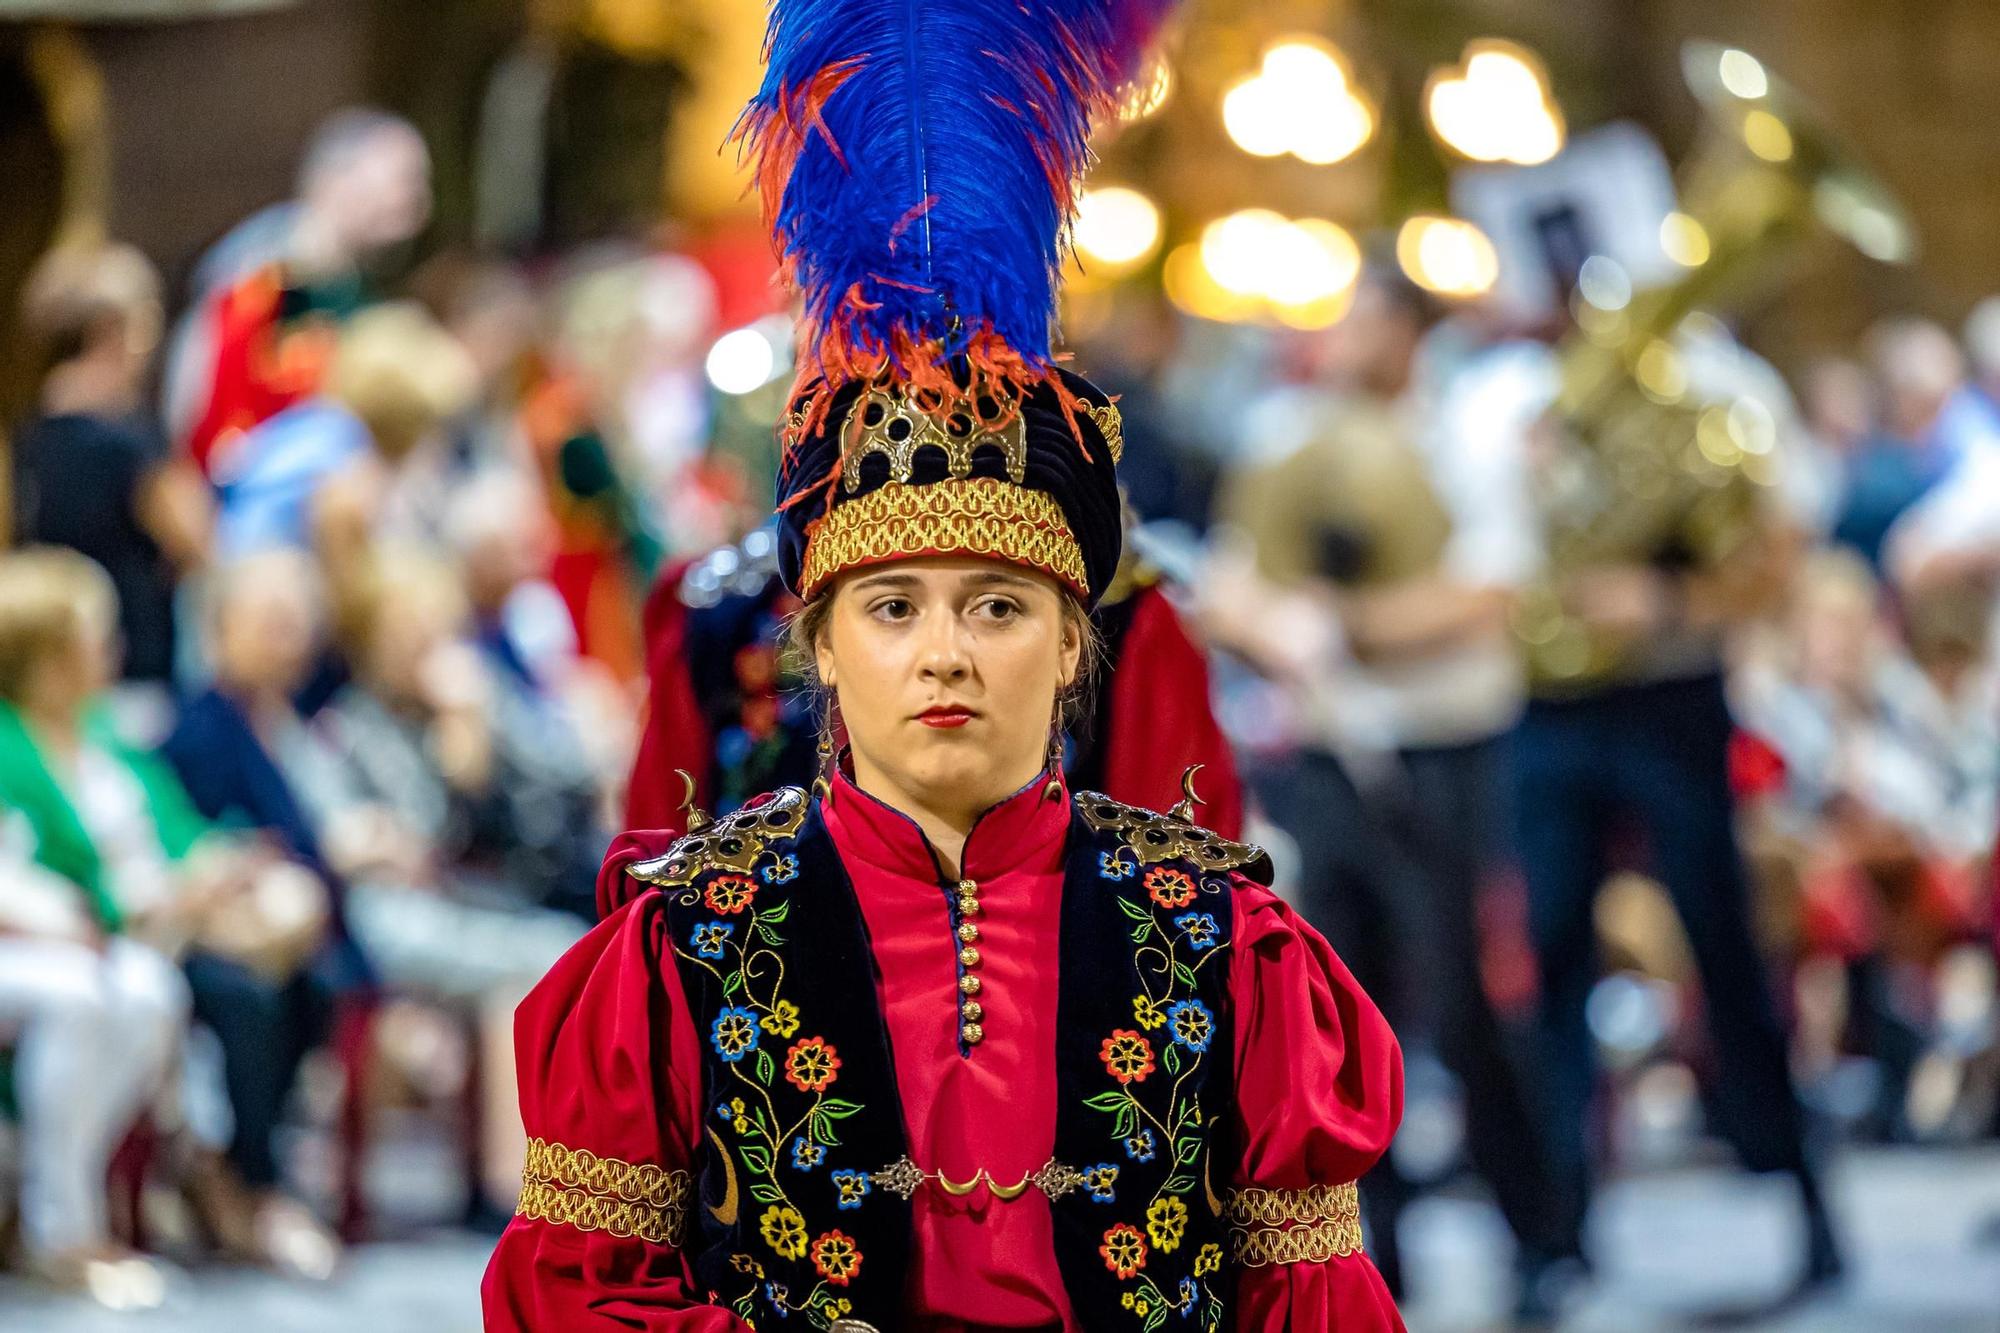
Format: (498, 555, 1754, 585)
(1228, 876, 1406, 1332)
(481, 857, 745, 1331)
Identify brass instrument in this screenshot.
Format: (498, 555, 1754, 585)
(1514, 41, 1914, 689)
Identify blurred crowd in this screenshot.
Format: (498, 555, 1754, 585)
(1, 103, 1997, 1325)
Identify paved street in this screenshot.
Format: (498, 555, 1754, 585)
(3, 1146, 1997, 1331)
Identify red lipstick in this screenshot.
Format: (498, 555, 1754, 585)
(917, 705, 976, 729)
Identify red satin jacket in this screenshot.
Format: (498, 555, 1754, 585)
(483, 769, 1404, 1331)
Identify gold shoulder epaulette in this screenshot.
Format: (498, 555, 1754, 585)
(1074, 790, 1272, 885)
(627, 787, 811, 889)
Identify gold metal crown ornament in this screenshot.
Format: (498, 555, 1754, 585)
(841, 387, 1028, 492)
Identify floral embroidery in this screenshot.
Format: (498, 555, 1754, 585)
(809, 1229, 863, 1286)
(760, 999, 801, 1038)
(712, 1008, 760, 1062)
(731, 1253, 764, 1276)
(1176, 1276, 1199, 1313)
(1121, 1290, 1153, 1315)
(1142, 865, 1195, 909)
(725, 1097, 754, 1134)
(764, 1281, 788, 1309)
(1124, 1129, 1156, 1162)
(1166, 998, 1215, 1053)
(692, 921, 734, 959)
(1194, 1242, 1223, 1277)
(1132, 994, 1166, 1031)
(759, 1204, 809, 1260)
(704, 873, 760, 915)
(1100, 1222, 1148, 1278)
(830, 1169, 871, 1209)
(791, 1138, 824, 1171)
(760, 854, 799, 884)
(1146, 1195, 1189, 1253)
(1172, 911, 1219, 951)
(1083, 1163, 1120, 1202)
(1100, 1030, 1156, 1084)
(1099, 850, 1135, 879)
(783, 1037, 841, 1093)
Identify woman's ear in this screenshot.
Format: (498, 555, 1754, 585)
(1058, 609, 1083, 690)
(814, 620, 836, 689)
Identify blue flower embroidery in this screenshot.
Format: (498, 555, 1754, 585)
(710, 1007, 760, 1062)
(761, 854, 799, 885)
(791, 1137, 825, 1171)
(1166, 998, 1215, 1053)
(830, 1169, 871, 1209)
(691, 920, 734, 959)
(1177, 1276, 1198, 1313)
(1172, 911, 1220, 951)
(1098, 851, 1134, 880)
(1124, 1129, 1156, 1162)
(765, 1281, 789, 1312)
(1082, 1163, 1120, 1203)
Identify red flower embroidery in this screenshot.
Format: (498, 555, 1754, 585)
(704, 874, 759, 915)
(1099, 1221, 1148, 1278)
(784, 1036, 842, 1093)
(810, 1229, 863, 1285)
(1099, 1029, 1155, 1084)
(1143, 865, 1195, 909)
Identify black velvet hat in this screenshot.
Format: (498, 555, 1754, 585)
(773, 367, 1125, 609)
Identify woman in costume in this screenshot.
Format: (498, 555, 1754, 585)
(481, 1, 1404, 1328)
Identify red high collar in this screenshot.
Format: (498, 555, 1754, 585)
(821, 757, 1071, 884)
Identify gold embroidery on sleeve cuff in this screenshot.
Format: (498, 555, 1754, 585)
(515, 1137, 691, 1246)
(1224, 1182, 1364, 1266)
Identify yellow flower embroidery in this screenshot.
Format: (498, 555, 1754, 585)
(761, 1000, 801, 1038)
(759, 1204, 809, 1260)
(1132, 995, 1166, 1031)
(1146, 1195, 1189, 1253)
(1194, 1241, 1223, 1276)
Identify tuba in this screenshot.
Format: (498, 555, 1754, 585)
(1513, 41, 1914, 689)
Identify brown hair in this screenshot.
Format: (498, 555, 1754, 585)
(0, 547, 117, 704)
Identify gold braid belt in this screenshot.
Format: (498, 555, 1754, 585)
(513, 1138, 692, 1246)
(1222, 1182, 1365, 1266)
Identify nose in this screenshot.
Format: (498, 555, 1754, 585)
(917, 613, 972, 685)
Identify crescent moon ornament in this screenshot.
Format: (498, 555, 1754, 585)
(1169, 763, 1206, 823)
(936, 1168, 984, 1197)
(674, 769, 714, 834)
(987, 1172, 1033, 1201)
(706, 1126, 739, 1226)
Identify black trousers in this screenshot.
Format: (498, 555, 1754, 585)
(185, 951, 336, 1190)
(1252, 739, 1565, 1287)
(1511, 672, 1809, 1256)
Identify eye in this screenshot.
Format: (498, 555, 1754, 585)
(973, 596, 1022, 623)
(868, 597, 914, 622)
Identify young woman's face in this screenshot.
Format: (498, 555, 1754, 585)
(817, 557, 1081, 815)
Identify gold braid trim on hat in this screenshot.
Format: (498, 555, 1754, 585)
(799, 477, 1087, 598)
(514, 1137, 691, 1246)
(1223, 1182, 1364, 1267)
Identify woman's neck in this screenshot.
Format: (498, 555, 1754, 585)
(18, 695, 85, 764)
(847, 752, 1042, 881)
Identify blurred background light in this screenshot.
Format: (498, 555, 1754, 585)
(1425, 39, 1566, 165)
(1396, 214, 1500, 297)
(1221, 37, 1375, 167)
(1073, 186, 1163, 271)
(703, 324, 777, 395)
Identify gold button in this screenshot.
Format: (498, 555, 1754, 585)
(959, 974, 982, 995)
(956, 922, 980, 943)
(959, 946, 982, 968)
(957, 897, 980, 917)
(957, 878, 977, 895)
(961, 1000, 983, 1022)
(961, 1022, 985, 1045)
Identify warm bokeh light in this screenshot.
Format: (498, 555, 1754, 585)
(1073, 186, 1163, 270)
(1118, 55, 1174, 123)
(1424, 40, 1566, 166)
(1221, 37, 1375, 167)
(1174, 211, 1361, 327)
(1396, 216, 1500, 297)
(1660, 211, 1713, 267)
(1716, 47, 1770, 100)
(1742, 108, 1794, 163)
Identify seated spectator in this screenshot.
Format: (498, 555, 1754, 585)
(162, 552, 367, 1275)
(0, 550, 199, 1300)
(311, 548, 588, 1207)
(13, 244, 212, 694)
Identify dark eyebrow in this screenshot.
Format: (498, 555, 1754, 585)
(961, 569, 1038, 589)
(848, 571, 923, 591)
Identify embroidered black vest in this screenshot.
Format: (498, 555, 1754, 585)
(629, 786, 1270, 1331)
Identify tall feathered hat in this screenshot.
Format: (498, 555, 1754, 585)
(736, 0, 1173, 609)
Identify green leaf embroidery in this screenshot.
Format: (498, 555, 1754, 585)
(817, 1098, 863, 1120)
(1162, 1173, 1196, 1193)
(740, 1143, 773, 1175)
(1113, 1102, 1138, 1140)
(754, 1049, 775, 1085)
(1115, 897, 1152, 922)
(756, 900, 791, 925)
(1162, 1042, 1183, 1075)
(753, 924, 783, 946)
(1129, 919, 1155, 944)
(807, 1108, 843, 1147)
(748, 1181, 783, 1204)
(1084, 1091, 1130, 1112)
(1174, 1135, 1203, 1165)
(1173, 961, 1198, 990)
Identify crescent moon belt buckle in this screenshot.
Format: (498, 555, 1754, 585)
(830, 1322, 882, 1333)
